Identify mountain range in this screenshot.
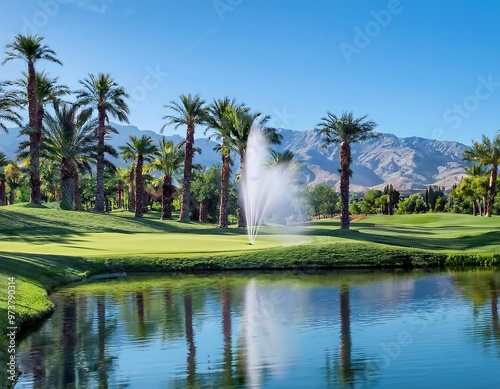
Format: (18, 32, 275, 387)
(0, 124, 469, 192)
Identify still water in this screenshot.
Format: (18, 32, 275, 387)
(15, 270, 500, 389)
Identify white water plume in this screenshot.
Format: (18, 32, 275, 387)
(241, 125, 300, 244)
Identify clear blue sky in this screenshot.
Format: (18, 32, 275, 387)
(1, 0, 499, 144)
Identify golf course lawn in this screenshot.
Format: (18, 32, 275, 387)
(0, 204, 499, 387)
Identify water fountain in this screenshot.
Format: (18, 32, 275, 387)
(241, 125, 298, 244)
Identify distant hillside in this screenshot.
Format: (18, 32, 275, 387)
(0, 125, 469, 192)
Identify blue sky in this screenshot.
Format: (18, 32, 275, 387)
(1, 0, 499, 144)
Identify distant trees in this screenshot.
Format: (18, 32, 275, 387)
(191, 165, 221, 222)
(152, 138, 184, 220)
(463, 132, 500, 217)
(120, 135, 158, 218)
(306, 183, 338, 218)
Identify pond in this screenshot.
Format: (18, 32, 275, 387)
(15, 269, 500, 389)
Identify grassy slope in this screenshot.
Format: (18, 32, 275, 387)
(0, 206, 500, 387)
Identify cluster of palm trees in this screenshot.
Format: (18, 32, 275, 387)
(1, 33, 394, 230)
(460, 132, 500, 217)
(0, 34, 300, 227)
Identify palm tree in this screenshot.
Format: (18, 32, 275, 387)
(225, 108, 281, 227)
(3, 34, 62, 204)
(205, 98, 244, 228)
(163, 94, 206, 221)
(112, 166, 129, 209)
(318, 111, 379, 229)
(5, 161, 25, 205)
(152, 137, 184, 220)
(0, 152, 9, 205)
(0, 81, 22, 132)
(463, 132, 500, 217)
(77, 73, 129, 213)
(39, 103, 96, 210)
(15, 71, 69, 130)
(120, 135, 158, 218)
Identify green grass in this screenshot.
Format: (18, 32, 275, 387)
(1, 206, 500, 387)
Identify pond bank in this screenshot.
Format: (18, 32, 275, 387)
(1, 242, 500, 387)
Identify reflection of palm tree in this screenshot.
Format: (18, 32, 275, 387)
(453, 271, 500, 354)
(62, 293, 77, 387)
(30, 335, 45, 389)
(184, 291, 196, 386)
(222, 288, 233, 385)
(97, 295, 108, 389)
(136, 292, 145, 337)
(339, 285, 355, 386)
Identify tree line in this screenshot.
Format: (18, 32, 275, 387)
(1, 34, 498, 229)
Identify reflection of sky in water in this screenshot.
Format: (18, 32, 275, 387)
(15, 272, 500, 389)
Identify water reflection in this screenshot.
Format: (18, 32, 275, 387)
(15, 270, 500, 389)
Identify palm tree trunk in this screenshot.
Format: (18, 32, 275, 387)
(180, 123, 195, 221)
(0, 174, 6, 206)
(73, 171, 80, 211)
(60, 159, 74, 211)
(128, 167, 135, 211)
(472, 198, 476, 216)
(117, 185, 123, 208)
(135, 156, 144, 218)
(28, 61, 42, 205)
(94, 109, 106, 213)
(161, 175, 173, 219)
(339, 141, 351, 229)
(486, 165, 498, 217)
(237, 153, 247, 228)
(199, 199, 209, 222)
(9, 187, 15, 205)
(219, 153, 230, 228)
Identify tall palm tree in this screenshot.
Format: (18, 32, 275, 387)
(163, 94, 206, 221)
(0, 81, 22, 132)
(120, 135, 158, 218)
(77, 73, 129, 213)
(205, 98, 244, 228)
(39, 103, 96, 210)
(0, 152, 9, 205)
(463, 132, 500, 217)
(3, 34, 62, 204)
(318, 111, 379, 229)
(152, 137, 184, 220)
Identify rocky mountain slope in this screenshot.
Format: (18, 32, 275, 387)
(0, 125, 469, 192)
